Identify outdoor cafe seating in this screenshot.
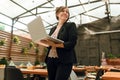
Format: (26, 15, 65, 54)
(1, 61, 120, 80)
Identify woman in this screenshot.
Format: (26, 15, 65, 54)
(41, 6, 78, 80)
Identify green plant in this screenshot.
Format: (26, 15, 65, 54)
(34, 59, 40, 66)
(0, 57, 8, 66)
(0, 40, 5, 46)
(116, 54, 120, 58)
(13, 36, 20, 44)
(21, 47, 28, 54)
(107, 53, 117, 59)
(29, 42, 35, 49)
(44, 47, 48, 55)
(35, 47, 39, 54)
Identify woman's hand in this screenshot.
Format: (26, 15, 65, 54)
(40, 39, 64, 48)
(55, 43, 64, 48)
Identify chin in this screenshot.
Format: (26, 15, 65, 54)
(62, 18, 68, 21)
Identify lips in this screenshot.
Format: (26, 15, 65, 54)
(62, 14, 68, 19)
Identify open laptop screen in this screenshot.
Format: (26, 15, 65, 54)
(27, 16, 64, 44)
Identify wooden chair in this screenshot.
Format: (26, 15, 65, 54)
(70, 70, 86, 80)
(85, 66, 97, 80)
(0, 67, 4, 80)
(85, 68, 104, 80)
(4, 66, 24, 80)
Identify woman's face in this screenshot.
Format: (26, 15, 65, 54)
(57, 8, 69, 22)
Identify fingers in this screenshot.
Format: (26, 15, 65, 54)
(40, 39, 64, 48)
(40, 39, 54, 46)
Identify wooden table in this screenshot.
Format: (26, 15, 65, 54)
(102, 72, 120, 80)
(21, 68, 48, 77)
(21, 67, 86, 76)
(72, 66, 86, 72)
(21, 66, 86, 80)
(21, 68, 48, 80)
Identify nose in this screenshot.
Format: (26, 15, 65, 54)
(63, 11, 68, 15)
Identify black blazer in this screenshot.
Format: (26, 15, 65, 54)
(45, 22, 78, 64)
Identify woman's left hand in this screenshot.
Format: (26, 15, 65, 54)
(55, 43, 64, 48)
(40, 39, 64, 48)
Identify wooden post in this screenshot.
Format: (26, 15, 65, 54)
(7, 19, 14, 61)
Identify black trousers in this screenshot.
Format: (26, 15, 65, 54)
(46, 57, 73, 80)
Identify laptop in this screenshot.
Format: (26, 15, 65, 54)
(27, 16, 64, 44)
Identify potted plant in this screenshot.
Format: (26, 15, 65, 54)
(106, 53, 120, 65)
